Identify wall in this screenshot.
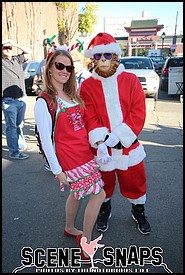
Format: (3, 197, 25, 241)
(2, 3, 62, 61)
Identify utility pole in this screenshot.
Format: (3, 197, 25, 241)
(174, 11, 178, 37)
(171, 11, 178, 54)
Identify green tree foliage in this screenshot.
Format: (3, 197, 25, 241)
(55, 2, 78, 46)
(78, 2, 100, 37)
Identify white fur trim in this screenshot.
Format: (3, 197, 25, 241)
(84, 42, 121, 58)
(95, 143, 146, 171)
(113, 123, 137, 148)
(84, 49, 93, 58)
(89, 127, 109, 148)
(52, 45, 68, 52)
(128, 194, 146, 204)
(101, 77, 123, 131)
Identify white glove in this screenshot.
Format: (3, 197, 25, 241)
(97, 143, 112, 165)
(105, 132, 120, 147)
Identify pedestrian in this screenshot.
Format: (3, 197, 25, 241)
(34, 49, 106, 260)
(2, 38, 32, 160)
(80, 32, 151, 235)
(70, 49, 92, 93)
(32, 47, 52, 93)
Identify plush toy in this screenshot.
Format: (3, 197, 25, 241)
(67, 39, 84, 53)
(43, 35, 57, 47)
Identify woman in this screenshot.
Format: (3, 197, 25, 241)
(34, 49, 105, 260)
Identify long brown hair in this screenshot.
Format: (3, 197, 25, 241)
(44, 50, 84, 109)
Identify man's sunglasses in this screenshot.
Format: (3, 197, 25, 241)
(93, 53, 112, 61)
(3, 46, 12, 50)
(54, 62, 74, 73)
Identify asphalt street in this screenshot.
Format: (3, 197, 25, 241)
(2, 90, 183, 273)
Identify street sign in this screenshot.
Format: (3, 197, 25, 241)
(171, 44, 177, 53)
(171, 35, 177, 52)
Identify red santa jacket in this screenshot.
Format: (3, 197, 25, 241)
(80, 64, 146, 171)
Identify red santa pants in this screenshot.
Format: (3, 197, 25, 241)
(100, 161, 146, 199)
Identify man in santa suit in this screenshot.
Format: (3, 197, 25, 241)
(80, 32, 151, 235)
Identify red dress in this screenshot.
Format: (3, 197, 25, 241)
(54, 98, 104, 200)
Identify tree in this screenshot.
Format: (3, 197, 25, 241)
(78, 2, 100, 37)
(55, 2, 79, 46)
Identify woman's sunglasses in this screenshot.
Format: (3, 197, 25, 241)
(3, 46, 12, 50)
(54, 62, 74, 73)
(93, 53, 112, 61)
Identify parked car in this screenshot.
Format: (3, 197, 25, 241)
(119, 56, 160, 101)
(149, 55, 165, 75)
(23, 61, 40, 95)
(160, 56, 183, 91)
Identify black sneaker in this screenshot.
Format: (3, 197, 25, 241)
(131, 204, 151, 235)
(96, 200, 111, 232)
(96, 212, 111, 232)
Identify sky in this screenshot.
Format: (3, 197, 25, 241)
(78, 2, 183, 36)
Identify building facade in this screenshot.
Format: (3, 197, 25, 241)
(103, 13, 183, 57)
(124, 19, 183, 56)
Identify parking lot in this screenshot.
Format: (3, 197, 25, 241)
(2, 90, 183, 273)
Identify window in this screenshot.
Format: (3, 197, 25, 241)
(120, 58, 153, 69)
(168, 58, 183, 68)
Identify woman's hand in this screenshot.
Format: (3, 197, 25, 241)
(57, 172, 70, 186)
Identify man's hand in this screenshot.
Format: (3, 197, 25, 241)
(97, 143, 112, 164)
(2, 39, 15, 47)
(105, 132, 120, 147)
(2, 39, 32, 54)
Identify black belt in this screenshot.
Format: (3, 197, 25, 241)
(104, 135, 138, 149)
